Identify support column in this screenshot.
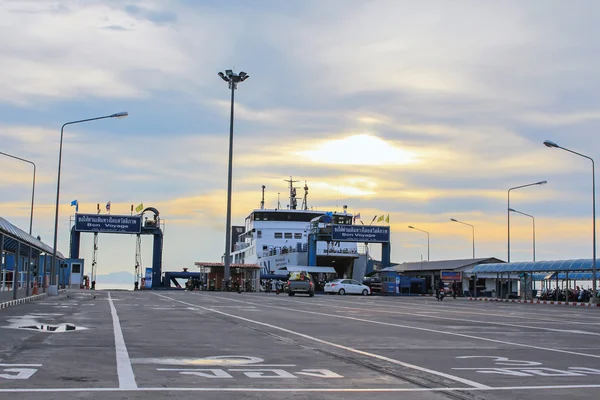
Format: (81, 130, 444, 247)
(381, 242, 391, 269)
(566, 271, 569, 301)
(151, 231, 163, 288)
(37, 251, 41, 292)
(41, 253, 47, 293)
(0, 233, 4, 292)
(307, 234, 317, 266)
(12, 242, 20, 300)
(25, 246, 32, 296)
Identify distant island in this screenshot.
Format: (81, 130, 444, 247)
(94, 271, 135, 284)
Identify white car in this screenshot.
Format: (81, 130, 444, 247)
(324, 279, 371, 296)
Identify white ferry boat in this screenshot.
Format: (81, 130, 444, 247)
(226, 178, 370, 281)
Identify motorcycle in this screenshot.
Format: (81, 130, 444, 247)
(438, 290, 445, 301)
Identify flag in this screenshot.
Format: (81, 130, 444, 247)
(385, 214, 389, 223)
(377, 215, 384, 222)
(135, 203, 144, 213)
(70, 199, 78, 213)
(353, 212, 361, 223)
(106, 201, 111, 212)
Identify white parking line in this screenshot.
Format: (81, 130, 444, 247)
(274, 297, 600, 336)
(153, 293, 490, 389)
(202, 294, 600, 360)
(320, 297, 600, 323)
(108, 292, 137, 389)
(1, 384, 600, 393)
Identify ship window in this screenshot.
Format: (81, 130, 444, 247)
(257, 230, 262, 238)
(284, 233, 293, 239)
(294, 233, 302, 239)
(274, 232, 283, 239)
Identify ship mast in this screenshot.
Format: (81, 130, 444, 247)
(260, 185, 266, 210)
(284, 176, 299, 210)
(301, 181, 309, 210)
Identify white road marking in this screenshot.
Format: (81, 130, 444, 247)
(108, 292, 137, 389)
(285, 299, 600, 336)
(203, 294, 600, 360)
(0, 364, 42, 367)
(154, 293, 490, 389)
(308, 297, 600, 324)
(3, 384, 600, 393)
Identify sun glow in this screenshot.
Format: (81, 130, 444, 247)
(298, 134, 417, 166)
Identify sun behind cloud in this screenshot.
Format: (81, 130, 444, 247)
(297, 134, 417, 166)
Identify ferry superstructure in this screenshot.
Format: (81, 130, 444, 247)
(226, 178, 370, 281)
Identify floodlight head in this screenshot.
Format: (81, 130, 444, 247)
(536, 180, 548, 185)
(508, 208, 516, 212)
(218, 72, 230, 82)
(239, 71, 247, 79)
(111, 112, 129, 119)
(408, 226, 414, 229)
(240, 74, 249, 81)
(450, 218, 457, 222)
(225, 69, 233, 77)
(543, 140, 559, 148)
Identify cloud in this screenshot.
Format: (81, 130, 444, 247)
(2, 1, 600, 274)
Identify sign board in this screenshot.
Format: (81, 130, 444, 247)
(331, 225, 390, 243)
(144, 267, 153, 289)
(74, 214, 142, 234)
(441, 271, 462, 281)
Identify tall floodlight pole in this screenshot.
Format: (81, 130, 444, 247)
(544, 140, 596, 301)
(408, 226, 430, 261)
(508, 208, 536, 262)
(0, 152, 36, 235)
(50, 112, 128, 292)
(508, 180, 546, 263)
(450, 218, 475, 258)
(218, 69, 249, 288)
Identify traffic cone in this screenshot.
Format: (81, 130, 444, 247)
(32, 281, 39, 295)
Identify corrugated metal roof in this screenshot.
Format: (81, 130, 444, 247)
(0, 216, 65, 258)
(391, 257, 504, 272)
(472, 259, 595, 274)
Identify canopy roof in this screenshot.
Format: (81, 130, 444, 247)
(472, 259, 595, 274)
(0, 216, 65, 259)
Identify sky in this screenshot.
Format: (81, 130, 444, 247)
(2, 0, 600, 278)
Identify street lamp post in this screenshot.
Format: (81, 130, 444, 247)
(0, 152, 36, 235)
(408, 226, 430, 261)
(218, 69, 249, 288)
(508, 180, 547, 263)
(508, 208, 536, 261)
(218, 69, 250, 284)
(543, 140, 597, 301)
(50, 112, 128, 293)
(450, 218, 475, 258)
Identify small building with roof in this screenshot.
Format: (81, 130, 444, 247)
(382, 257, 505, 296)
(194, 262, 260, 291)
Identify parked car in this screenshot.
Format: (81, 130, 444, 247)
(324, 279, 371, 295)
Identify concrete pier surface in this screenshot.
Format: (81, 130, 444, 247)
(1, 290, 599, 399)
